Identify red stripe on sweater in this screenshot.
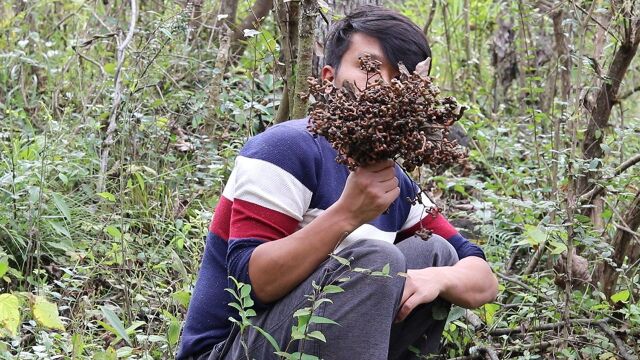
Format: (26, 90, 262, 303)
(210, 196, 233, 239)
(397, 212, 458, 242)
(229, 198, 299, 241)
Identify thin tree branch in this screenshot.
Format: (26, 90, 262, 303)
(573, 2, 619, 42)
(613, 222, 640, 241)
(618, 84, 640, 100)
(496, 272, 536, 293)
(98, 0, 138, 193)
(597, 321, 637, 360)
(489, 318, 607, 336)
(74, 50, 107, 76)
(230, 0, 274, 55)
(580, 153, 640, 202)
(422, 0, 437, 35)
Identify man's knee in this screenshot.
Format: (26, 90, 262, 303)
(397, 235, 459, 269)
(339, 239, 407, 274)
(426, 235, 459, 267)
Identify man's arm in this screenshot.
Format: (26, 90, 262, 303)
(249, 160, 400, 303)
(394, 188, 498, 321)
(395, 256, 498, 322)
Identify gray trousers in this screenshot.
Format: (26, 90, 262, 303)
(205, 235, 459, 360)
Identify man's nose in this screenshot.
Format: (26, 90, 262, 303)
(379, 70, 398, 84)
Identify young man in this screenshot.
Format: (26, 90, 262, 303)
(178, 6, 498, 360)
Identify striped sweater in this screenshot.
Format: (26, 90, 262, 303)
(177, 119, 485, 359)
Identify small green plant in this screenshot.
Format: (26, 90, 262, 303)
(226, 276, 281, 359)
(225, 254, 394, 360)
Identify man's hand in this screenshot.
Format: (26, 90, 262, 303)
(395, 257, 498, 322)
(395, 268, 444, 322)
(332, 160, 400, 230)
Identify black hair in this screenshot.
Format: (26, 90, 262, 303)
(324, 5, 432, 73)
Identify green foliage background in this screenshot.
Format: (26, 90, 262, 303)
(1, 0, 639, 358)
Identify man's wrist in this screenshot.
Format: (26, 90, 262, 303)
(426, 266, 454, 298)
(325, 200, 362, 233)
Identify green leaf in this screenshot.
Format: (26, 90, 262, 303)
(52, 192, 71, 223)
(171, 250, 188, 281)
(253, 325, 281, 352)
(309, 316, 339, 326)
(293, 308, 312, 318)
(312, 298, 333, 309)
(446, 306, 466, 323)
(0, 257, 8, 278)
(611, 290, 630, 303)
(0, 294, 20, 337)
(47, 220, 70, 238)
(104, 63, 116, 76)
(72, 333, 85, 359)
(134, 172, 145, 191)
(240, 283, 251, 299)
(329, 254, 351, 266)
(549, 240, 567, 255)
(228, 302, 243, 312)
(171, 290, 191, 308)
(482, 303, 500, 325)
(97, 192, 116, 202)
(381, 263, 390, 276)
(321, 285, 344, 294)
(167, 319, 181, 346)
(58, 173, 68, 185)
(32, 296, 64, 331)
(125, 321, 145, 335)
(290, 325, 305, 340)
(453, 184, 467, 195)
(524, 225, 547, 246)
(104, 225, 122, 240)
(306, 330, 326, 342)
(94, 347, 117, 360)
(100, 306, 132, 346)
(287, 352, 320, 360)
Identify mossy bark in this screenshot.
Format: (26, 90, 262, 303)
(291, 0, 318, 120)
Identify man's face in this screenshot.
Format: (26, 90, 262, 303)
(321, 32, 399, 90)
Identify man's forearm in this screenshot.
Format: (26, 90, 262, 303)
(248, 203, 358, 304)
(247, 160, 399, 304)
(437, 257, 498, 309)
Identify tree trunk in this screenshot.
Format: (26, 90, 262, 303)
(601, 190, 640, 299)
(579, 15, 640, 196)
(205, 27, 233, 135)
(274, 0, 300, 123)
(230, 0, 274, 56)
(219, 0, 239, 32)
(291, 0, 319, 119)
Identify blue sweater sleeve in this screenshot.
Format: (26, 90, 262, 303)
(448, 233, 486, 260)
(227, 238, 270, 308)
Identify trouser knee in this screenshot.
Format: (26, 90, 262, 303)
(397, 234, 459, 269)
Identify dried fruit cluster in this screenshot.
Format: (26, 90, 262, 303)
(306, 54, 467, 173)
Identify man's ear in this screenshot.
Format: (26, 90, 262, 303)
(321, 65, 335, 82)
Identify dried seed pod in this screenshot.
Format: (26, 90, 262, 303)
(307, 54, 468, 203)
